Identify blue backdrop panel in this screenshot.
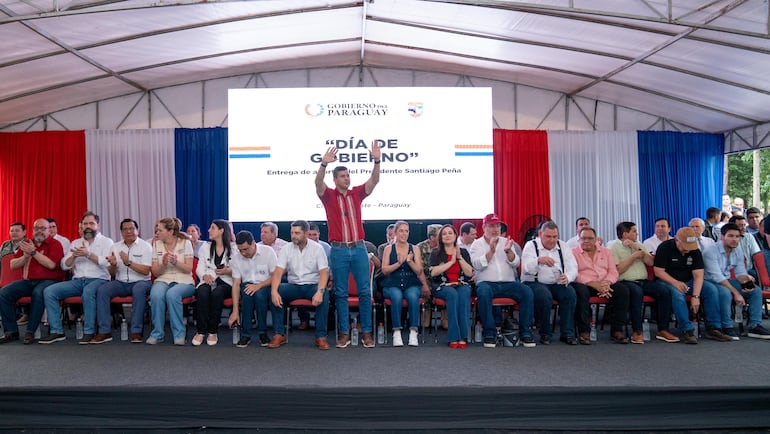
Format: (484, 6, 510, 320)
(175, 127, 229, 231)
(637, 131, 724, 239)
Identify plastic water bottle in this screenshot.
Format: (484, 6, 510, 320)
(642, 319, 650, 341)
(351, 319, 359, 346)
(76, 317, 84, 340)
(589, 320, 597, 342)
(34, 325, 41, 339)
(736, 304, 745, 333)
(120, 319, 128, 341)
(232, 325, 240, 345)
(377, 322, 385, 344)
(474, 321, 482, 343)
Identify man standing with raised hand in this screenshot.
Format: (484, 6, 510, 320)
(315, 142, 381, 348)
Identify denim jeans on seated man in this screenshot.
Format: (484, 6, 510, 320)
(721, 278, 764, 329)
(383, 285, 421, 330)
(526, 281, 576, 339)
(331, 244, 371, 335)
(658, 278, 719, 332)
(95, 280, 151, 335)
(475, 281, 534, 340)
(149, 281, 195, 341)
(0, 279, 56, 335)
(270, 283, 329, 339)
(240, 282, 271, 339)
(44, 277, 108, 335)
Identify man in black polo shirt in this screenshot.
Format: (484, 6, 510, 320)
(653, 227, 729, 344)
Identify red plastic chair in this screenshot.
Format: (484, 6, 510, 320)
(752, 251, 770, 315)
(285, 298, 315, 343)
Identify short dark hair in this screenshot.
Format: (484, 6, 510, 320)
(308, 222, 321, 232)
(616, 221, 636, 239)
(10, 222, 25, 231)
(81, 211, 100, 224)
(579, 227, 596, 238)
(459, 222, 476, 236)
(235, 230, 255, 245)
(291, 220, 309, 232)
(706, 207, 721, 220)
(747, 207, 762, 217)
(654, 217, 670, 227)
(729, 215, 746, 224)
(333, 166, 348, 178)
(120, 218, 139, 231)
(575, 217, 589, 227)
(500, 222, 508, 234)
(721, 223, 741, 236)
(46, 217, 57, 224)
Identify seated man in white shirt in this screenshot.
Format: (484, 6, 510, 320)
(521, 221, 579, 345)
(470, 213, 536, 348)
(229, 230, 278, 348)
(566, 217, 591, 250)
(90, 218, 153, 344)
(643, 217, 672, 254)
(267, 220, 330, 350)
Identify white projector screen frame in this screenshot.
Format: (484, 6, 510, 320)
(228, 87, 493, 222)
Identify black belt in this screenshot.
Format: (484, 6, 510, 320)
(330, 240, 364, 248)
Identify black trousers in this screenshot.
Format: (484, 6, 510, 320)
(195, 280, 232, 334)
(573, 281, 632, 334)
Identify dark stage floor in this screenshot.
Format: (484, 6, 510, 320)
(2, 321, 770, 431)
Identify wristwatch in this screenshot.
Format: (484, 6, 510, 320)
(30, 250, 37, 256)
(126, 261, 132, 267)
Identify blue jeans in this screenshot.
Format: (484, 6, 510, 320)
(240, 282, 271, 338)
(433, 284, 471, 343)
(270, 283, 329, 338)
(44, 277, 107, 335)
(149, 281, 195, 340)
(330, 244, 372, 334)
(724, 278, 763, 328)
(476, 281, 534, 339)
(527, 281, 576, 339)
(96, 280, 151, 334)
(383, 285, 421, 330)
(659, 278, 719, 332)
(0, 279, 57, 334)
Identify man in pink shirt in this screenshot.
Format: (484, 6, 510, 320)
(572, 227, 639, 344)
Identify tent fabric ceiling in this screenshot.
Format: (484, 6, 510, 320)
(1, 0, 769, 132)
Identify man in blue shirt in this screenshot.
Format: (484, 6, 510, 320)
(703, 223, 770, 340)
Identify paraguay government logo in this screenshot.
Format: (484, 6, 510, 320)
(305, 103, 324, 117)
(408, 102, 423, 118)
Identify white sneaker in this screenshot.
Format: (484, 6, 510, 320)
(408, 329, 419, 347)
(392, 331, 403, 347)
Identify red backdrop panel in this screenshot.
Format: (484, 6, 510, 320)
(492, 129, 551, 245)
(0, 131, 87, 242)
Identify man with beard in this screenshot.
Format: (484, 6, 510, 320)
(267, 220, 330, 350)
(0, 219, 65, 344)
(703, 223, 770, 340)
(39, 211, 114, 344)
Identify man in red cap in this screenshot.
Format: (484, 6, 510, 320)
(470, 213, 536, 348)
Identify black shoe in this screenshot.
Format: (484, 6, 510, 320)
(560, 335, 578, 345)
(259, 333, 270, 347)
(539, 335, 551, 345)
(521, 336, 536, 348)
(236, 336, 251, 348)
(0, 332, 19, 344)
(38, 333, 66, 344)
(78, 334, 95, 345)
(482, 336, 496, 348)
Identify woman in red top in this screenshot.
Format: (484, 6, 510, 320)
(429, 224, 473, 348)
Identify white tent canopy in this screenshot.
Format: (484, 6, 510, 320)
(2, 0, 770, 146)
